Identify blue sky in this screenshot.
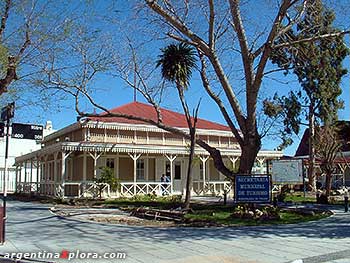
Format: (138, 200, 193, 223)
(4, 1, 350, 156)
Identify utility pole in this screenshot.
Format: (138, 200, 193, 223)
(0, 102, 14, 244)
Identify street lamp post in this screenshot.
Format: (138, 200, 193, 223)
(1, 102, 14, 244)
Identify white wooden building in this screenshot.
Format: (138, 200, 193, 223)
(14, 102, 283, 198)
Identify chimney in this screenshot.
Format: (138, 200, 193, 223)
(45, 120, 53, 131)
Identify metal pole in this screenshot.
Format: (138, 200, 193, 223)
(2, 116, 10, 244)
(302, 160, 306, 198)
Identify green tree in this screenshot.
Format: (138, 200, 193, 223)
(265, 0, 348, 190)
(96, 166, 120, 199)
(314, 123, 343, 200)
(157, 43, 198, 209)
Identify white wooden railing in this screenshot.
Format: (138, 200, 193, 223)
(17, 180, 232, 198)
(17, 181, 111, 199)
(120, 182, 171, 196)
(193, 180, 233, 196)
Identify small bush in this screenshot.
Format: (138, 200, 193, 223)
(232, 205, 280, 221)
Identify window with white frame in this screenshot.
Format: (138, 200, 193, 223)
(136, 159, 145, 180)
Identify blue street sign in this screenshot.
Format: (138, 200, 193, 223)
(235, 175, 271, 203)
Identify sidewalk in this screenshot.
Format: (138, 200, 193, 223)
(0, 200, 349, 263)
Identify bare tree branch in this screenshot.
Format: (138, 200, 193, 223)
(0, 0, 11, 42)
(273, 30, 350, 48)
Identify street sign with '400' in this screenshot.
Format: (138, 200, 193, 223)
(11, 123, 43, 140)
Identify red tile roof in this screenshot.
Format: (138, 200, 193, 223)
(89, 101, 231, 131)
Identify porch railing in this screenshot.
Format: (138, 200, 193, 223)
(193, 180, 233, 196)
(16, 181, 111, 199)
(120, 182, 171, 196)
(17, 180, 232, 198)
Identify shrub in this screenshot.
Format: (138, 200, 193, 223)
(95, 166, 120, 198)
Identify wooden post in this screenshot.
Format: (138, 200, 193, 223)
(200, 156, 209, 194)
(165, 154, 177, 194)
(83, 152, 87, 182)
(36, 158, 40, 194)
(30, 159, 33, 193)
(88, 152, 103, 180)
(61, 151, 72, 198)
(128, 153, 141, 195)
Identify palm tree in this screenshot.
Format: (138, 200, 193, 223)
(157, 43, 197, 209)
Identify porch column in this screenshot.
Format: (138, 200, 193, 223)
(20, 163, 23, 192)
(116, 154, 119, 179)
(256, 157, 266, 174)
(53, 152, 59, 196)
(24, 161, 27, 186)
(128, 153, 141, 195)
(83, 152, 87, 182)
(43, 156, 48, 195)
(61, 151, 72, 198)
(53, 152, 58, 183)
(229, 157, 239, 173)
(199, 156, 209, 184)
(15, 165, 18, 193)
(338, 163, 347, 186)
(30, 159, 33, 192)
(88, 152, 103, 179)
(165, 154, 177, 194)
(36, 158, 40, 194)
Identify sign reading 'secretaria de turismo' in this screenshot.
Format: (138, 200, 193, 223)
(235, 175, 271, 203)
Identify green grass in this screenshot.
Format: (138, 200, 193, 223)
(184, 209, 330, 226)
(103, 195, 183, 210)
(284, 193, 316, 203)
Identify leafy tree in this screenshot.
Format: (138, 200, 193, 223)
(264, 0, 348, 189)
(314, 124, 343, 200)
(95, 166, 120, 199)
(54, 1, 350, 181)
(157, 43, 198, 209)
(143, 0, 350, 175)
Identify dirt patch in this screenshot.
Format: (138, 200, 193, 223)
(51, 207, 177, 227)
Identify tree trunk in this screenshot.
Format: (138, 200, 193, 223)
(184, 128, 195, 209)
(238, 131, 261, 174)
(325, 171, 332, 198)
(308, 104, 316, 191)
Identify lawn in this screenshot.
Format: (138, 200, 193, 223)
(183, 206, 330, 226)
(284, 193, 317, 203)
(100, 195, 331, 226)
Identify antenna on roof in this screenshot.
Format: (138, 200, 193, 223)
(133, 58, 137, 102)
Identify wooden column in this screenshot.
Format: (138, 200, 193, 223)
(83, 152, 87, 182)
(88, 152, 103, 179)
(60, 151, 72, 198)
(165, 154, 177, 194)
(199, 156, 209, 184)
(128, 153, 141, 195)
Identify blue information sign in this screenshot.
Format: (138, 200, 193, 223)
(235, 175, 271, 203)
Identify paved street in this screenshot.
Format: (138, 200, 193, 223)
(0, 200, 349, 263)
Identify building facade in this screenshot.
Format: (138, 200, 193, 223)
(15, 102, 283, 198)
